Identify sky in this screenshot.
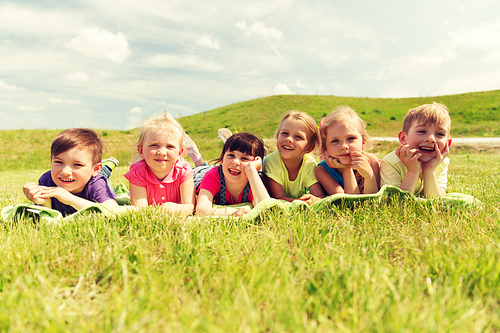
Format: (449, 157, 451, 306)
(1, 0, 500, 130)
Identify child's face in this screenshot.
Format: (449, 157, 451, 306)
(138, 129, 183, 180)
(276, 118, 312, 161)
(50, 147, 101, 194)
(324, 120, 364, 165)
(222, 150, 255, 185)
(399, 120, 451, 163)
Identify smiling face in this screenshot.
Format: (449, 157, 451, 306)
(324, 120, 364, 164)
(50, 147, 101, 194)
(138, 129, 183, 180)
(399, 120, 451, 163)
(276, 118, 312, 161)
(221, 150, 255, 185)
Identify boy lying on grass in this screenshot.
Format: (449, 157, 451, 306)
(23, 128, 118, 216)
(380, 102, 452, 198)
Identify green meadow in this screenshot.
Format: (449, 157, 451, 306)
(0, 92, 499, 331)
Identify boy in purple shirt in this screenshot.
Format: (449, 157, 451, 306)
(23, 128, 118, 216)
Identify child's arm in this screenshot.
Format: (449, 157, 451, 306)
(315, 165, 344, 195)
(23, 182, 52, 208)
(299, 182, 325, 204)
(395, 145, 421, 193)
(161, 178, 195, 216)
(266, 178, 295, 202)
(243, 157, 270, 206)
(350, 152, 379, 194)
(31, 186, 117, 210)
(421, 142, 449, 198)
(129, 183, 149, 207)
(196, 189, 250, 217)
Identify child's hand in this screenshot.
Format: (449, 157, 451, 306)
(232, 206, 251, 217)
(350, 152, 374, 179)
(324, 155, 349, 171)
(395, 144, 421, 173)
(243, 156, 262, 176)
(23, 182, 49, 205)
(298, 193, 322, 205)
(40, 187, 74, 206)
(422, 142, 449, 172)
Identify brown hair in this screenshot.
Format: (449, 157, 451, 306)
(211, 132, 266, 164)
(274, 110, 320, 150)
(51, 128, 104, 165)
(402, 102, 451, 134)
(319, 105, 373, 154)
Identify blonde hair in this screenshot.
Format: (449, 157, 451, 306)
(274, 110, 320, 150)
(319, 105, 373, 154)
(402, 102, 451, 134)
(135, 111, 184, 149)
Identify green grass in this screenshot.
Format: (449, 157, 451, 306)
(1, 91, 500, 331)
(0, 154, 499, 331)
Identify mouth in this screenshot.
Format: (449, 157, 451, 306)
(228, 168, 241, 176)
(59, 178, 76, 183)
(281, 145, 294, 151)
(154, 158, 168, 163)
(418, 146, 435, 153)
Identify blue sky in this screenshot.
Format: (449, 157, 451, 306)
(1, 0, 500, 130)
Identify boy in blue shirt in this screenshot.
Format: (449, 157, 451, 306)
(23, 128, 118, 216)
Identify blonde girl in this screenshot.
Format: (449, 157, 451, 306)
(124, 111, 195, 216)
(316, 106, 379, 195)
(196, 132, 270, 217)
(263, 110, 324, 204)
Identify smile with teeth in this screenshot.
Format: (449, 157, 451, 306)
(419, 146, 435, 152)
(281, 145, 293, 151)
(59, 178, 75, 183)
(228, 168, 241, 176)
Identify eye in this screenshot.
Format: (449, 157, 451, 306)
(437, 132, 446, 137)
(417, 130, 426, 134)
(348, 136, 357, 141)
(295, 135, 303, 140)
(167, 144, 176, 149)
(330, 139, 339, 143)
(149, 144, 158, 147)
(281, 131, 289, 136)
(74, 163, 84, 167)
(226, 153, 235, 158)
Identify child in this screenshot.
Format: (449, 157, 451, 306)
(380, 102, 452, 198)
(196, 132, 270, 217)
(22, 128, 118, 216)
(263, 110, 324, 204)
(124, 111, 195, 216)
(315, 106, 380, 195)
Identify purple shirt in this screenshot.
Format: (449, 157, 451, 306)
(38, 171, 116, 216)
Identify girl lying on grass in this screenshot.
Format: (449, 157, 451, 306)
(263, 110, 324, 204)
(315, 106, 379, 195)
(195, 132, 270, 217)
(124, 111, 195, 216)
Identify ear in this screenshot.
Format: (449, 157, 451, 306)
(305, 143, 315, 154)
(447, 138, 452, 147)
(92, 163, 102, 177)
(178, 146, 184, 157)
(138, 145, 144, 158)
(398, 131, 407, 145)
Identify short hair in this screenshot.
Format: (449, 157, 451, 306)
(51, 128, 104, 165)
(212, 132, 266, 164)
(274, 110, 320, 150)
(135, 111, 184, 149)
(319, 105, 373, 154)
(402, 102, 451, 134)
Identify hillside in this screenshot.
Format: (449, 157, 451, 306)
(1, 90, 499, 172)
(179, 90, 500, 139)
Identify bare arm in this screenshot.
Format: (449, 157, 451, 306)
(315, 165, 344, 195)
(422, 142, 449, 198)
(396, 145, 421, 194)
(196, 189, 249, 217)
(129, 183, 149, 207)
(23, 182, 52, 208)
(243, 157, 270, 206)
(266, 177, 295, 202)
(161, 178, 195, 216)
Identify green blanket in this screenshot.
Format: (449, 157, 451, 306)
(1, 186, 481, 224)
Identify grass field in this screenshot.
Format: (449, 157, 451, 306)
(1, 91, 500, 331)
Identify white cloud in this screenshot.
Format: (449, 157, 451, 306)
(100, 72, 108, 78)
(48, 97, 81, 104)
(451, 22, 500, 51)
(130, 107, 142, 114)
(235, 20, 283, 39)
(0, 80, 26, 92)
(17, 105, 45, 111)
(197, 32, 220, 50)
(147, 54, 225, 71)
(65, 27, 131, 63)
(273, 84, 294, 95)
(65, 72, 89, 82)
(319, 52, 352, 67)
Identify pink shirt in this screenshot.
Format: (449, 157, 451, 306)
(125, 159, 193, 206)
(198, 166, 254, 205)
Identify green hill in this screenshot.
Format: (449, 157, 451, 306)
(180, 91, 500, 139)
(1, 90, 499, 172)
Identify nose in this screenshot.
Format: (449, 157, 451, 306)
(157, 147, 167, 155)
(61, 165, 72, 175)
(340, 141, 349, 151)
(426, 134, 436, 143)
